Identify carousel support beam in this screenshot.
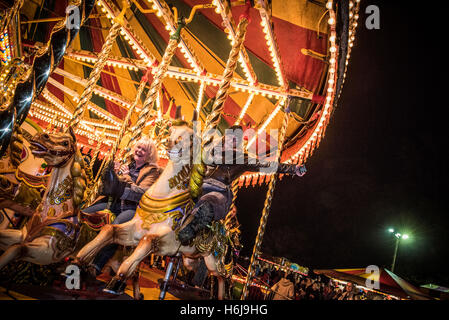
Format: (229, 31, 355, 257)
(184, 3, 216, 24)
(234, 92, 254, 126)
(45, 79, 122, 127)
(64, 49, 313, 100)
(19, 14, 106, 25)
(53, 67, 137, 112)
(241, 98, 291, 300)
(130, 0, 156, 14)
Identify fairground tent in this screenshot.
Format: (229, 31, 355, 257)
(314, 267, 432, 300)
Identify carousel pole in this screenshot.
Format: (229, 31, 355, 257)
(86, 70, 150, 206)
(109, 70, 150, 161)
(121, 20, 185, 161)
(241, 99, 292, 300)
(189, 10, 250, 199)
(67, 1, 130, 129)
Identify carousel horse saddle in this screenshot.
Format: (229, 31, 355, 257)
(80, 209, 115, 231)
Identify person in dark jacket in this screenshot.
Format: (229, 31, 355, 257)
(83, 136, 161, 275)
(177, 126, 306, 245)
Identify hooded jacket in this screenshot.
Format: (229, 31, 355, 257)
(271, 278, 295, 300)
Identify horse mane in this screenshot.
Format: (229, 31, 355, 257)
(70, 147, 93, 208)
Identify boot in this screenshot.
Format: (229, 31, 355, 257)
(177, 202, 214, 246)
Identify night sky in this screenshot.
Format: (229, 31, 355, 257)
(236, 1, 449, 287)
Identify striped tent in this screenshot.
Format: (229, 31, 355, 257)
(314, 267, 432, 300)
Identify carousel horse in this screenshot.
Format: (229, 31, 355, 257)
(0, 119, 51, 227)
(75, 122, 234, 300)
(0, 127, 90, 268)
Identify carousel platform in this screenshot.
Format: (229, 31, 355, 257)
(0, 264, 210, 300)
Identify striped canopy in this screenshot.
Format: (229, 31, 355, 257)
(314, 267, 432, 300)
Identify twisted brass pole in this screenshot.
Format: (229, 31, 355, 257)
(67, 1, 129, 129)
(86, 75, 147, 205)
(189, 16, 249, 199)
(0, 0, 96, 157)
(122, 21, 185, 161)
(241, 101, 291, 300)
(227, 178, 239, 216)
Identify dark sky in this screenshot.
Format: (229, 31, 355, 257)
(236, 1, 449, 287)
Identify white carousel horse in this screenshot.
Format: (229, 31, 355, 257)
(0, 127, 90, 268)
(75, 122, 233, 299)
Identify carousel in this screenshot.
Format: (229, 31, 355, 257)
(0, 0, 359, 300)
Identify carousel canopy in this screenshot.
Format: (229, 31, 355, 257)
(1, 0, 358, 184)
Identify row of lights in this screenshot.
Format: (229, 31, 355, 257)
(246, 97, 286, 148)
(42, 88, 121, 136)
(286, 0, 360, 165)
(46, 76, 123, 127)
(53, 67, 137, 112)
(30, 107, 115, 147)
(195, 80, 205, 114)
(235, 92, 255, 125)
(31, 99, 118, 142)
(67, 43, 309, 102)
(68, 49, 143, 72)
(0, 29, 11, 65)
(65, 43, 311, 107)
(237, 1, 360, 185)
(257, 0, 287, 88)
(338, 0, 360, 100)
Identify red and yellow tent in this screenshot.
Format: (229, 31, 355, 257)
(314, 267, 432, 300)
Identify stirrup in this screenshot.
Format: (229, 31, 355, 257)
(103, 277, 127, 295)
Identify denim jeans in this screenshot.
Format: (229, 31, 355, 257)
(82, 200, 136, 273)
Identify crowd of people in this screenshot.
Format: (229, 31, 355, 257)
(247, 267, 393, 300)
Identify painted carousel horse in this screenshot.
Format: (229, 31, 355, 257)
(1, 119, 51, 227)
(76, 121, 234, 299)
(0, 127, 90, 268)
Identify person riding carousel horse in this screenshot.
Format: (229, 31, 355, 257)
(82, 136, 161, 276)
(177, 125, 307, 246)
